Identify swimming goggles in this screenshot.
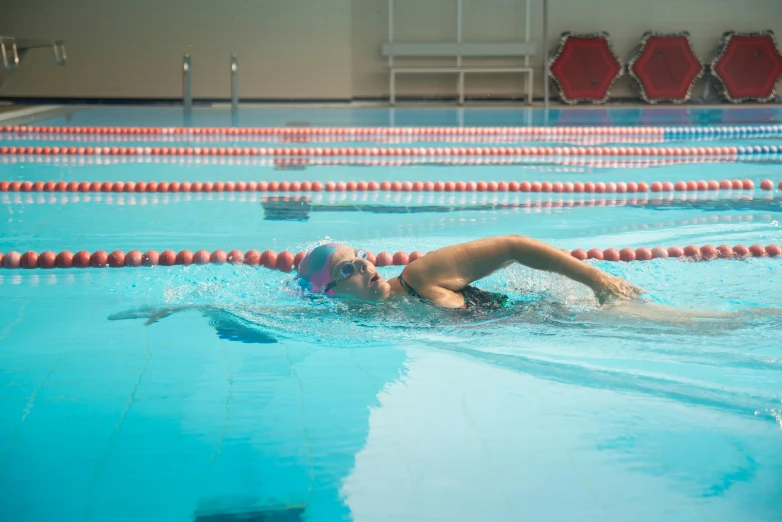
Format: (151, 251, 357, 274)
(323, 249, 367, 293)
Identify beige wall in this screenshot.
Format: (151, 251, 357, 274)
(0, 0, 352, 99)
(1, 0, 781, 101)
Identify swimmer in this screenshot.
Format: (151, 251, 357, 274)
(112, 235, 778, 336)
(297, 235, 642, 309)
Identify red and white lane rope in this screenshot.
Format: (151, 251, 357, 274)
(0, 144, 771, 157)
(3, 124, 781, 139)
(0, 131, 668, 145)
(2, 194, 768, 212)
(0, 154, 748, 169)
(2, 244, 780, 271)
(0, 178, 774, 194)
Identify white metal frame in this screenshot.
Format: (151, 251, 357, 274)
(385, 0, 535, 105)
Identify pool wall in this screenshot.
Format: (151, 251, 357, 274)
(1, 0, 781, 101)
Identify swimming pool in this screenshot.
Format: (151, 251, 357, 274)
(1, 106, 781, 522)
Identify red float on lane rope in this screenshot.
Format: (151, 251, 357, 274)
(651, 247, 668, 259)
(3, 251, 20, 268)
(20, 251, 38, 269)
(571, 249, 588, 260)
(193, 250, 210, 264)
(635, 247, 653, 261)
(73, 251, 91, 268)
(667, 246, 684, 258)
(125, 250, 143, 266)
(108, 250, 126, 267)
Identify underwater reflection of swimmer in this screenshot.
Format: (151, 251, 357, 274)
(108, 305, 278, 344)
(108, 296, 777, 348)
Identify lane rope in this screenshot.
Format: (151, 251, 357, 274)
(2, 244, 780, 271)
(3, 144, 782, 157)
(0, 178, 773, 193)
(0, 132, 668, 145)
(2, 143, 782, 158)
(4, 124, 782, 139)
(0, 155, 752, 169)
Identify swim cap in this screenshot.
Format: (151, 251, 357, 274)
(296, 243, 344, 296)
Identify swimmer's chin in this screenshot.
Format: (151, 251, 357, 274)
(375, 279, 392, 299)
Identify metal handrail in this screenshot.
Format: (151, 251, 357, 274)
(53, 41, 66, 65)
(182, 53, 192, 112)
(0, 37, 67, 70)
(230, 53, 238, 113)
(1, 38, 19, 69)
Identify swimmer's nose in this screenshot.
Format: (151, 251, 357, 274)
(354, 258, 370, 273)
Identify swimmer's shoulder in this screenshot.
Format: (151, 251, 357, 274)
(400, 261, 466, 308)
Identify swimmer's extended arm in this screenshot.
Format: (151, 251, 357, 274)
(108, 305, 278, 344)
(401, 234, 642, 305)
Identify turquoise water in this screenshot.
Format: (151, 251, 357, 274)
(20, 105, 782, 127)
(1, 107, 782, 522)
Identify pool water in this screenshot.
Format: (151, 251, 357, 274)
(19, 105, 782, 127)
(1, 107, 781, 522)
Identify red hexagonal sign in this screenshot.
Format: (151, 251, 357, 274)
(629, 32, 704, 104)
(548, 32, 623, 104)
(711, 30, 782, 102)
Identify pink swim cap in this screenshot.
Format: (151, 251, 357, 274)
(296, 243, 344, 296)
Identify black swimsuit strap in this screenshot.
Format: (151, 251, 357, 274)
(397, 274, 423, 299)
(398, 274, 509, 310)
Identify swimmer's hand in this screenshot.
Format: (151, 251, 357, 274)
(592, 274, 645, 305)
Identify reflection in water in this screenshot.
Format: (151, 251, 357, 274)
(343, 346, 782, 522)
(109, 305, 278, 344)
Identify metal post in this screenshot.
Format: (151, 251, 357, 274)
(388, 0, 394, 105)
(524, 0, 531, 68)
(1, 38, 20, 69)
(388, 0, 394, 68)
(542, 0, 549, 112)
(456, 0, 462, 67)
(182, 53, 192, 112)
(230, 53, 238, 115)
(457, 0, 462, 104)
(52, 41, 67, 65)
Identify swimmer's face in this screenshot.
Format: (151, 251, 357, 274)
(328, 245, 391, 301)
